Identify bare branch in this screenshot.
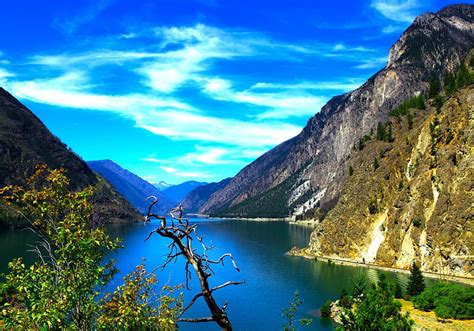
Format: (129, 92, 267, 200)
(144, 197, 243, 331)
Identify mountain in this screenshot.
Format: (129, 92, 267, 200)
(87, 160, 175, 214)
(154, 180, 173, 191)
(0, 88, 140, 225)
(199, 4, 474, 219)
(180, 178, 232, 214)
(163, 181, 208, 203)
(306, 79, 473, 277)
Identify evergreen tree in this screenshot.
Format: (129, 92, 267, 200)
(349, 166, 354, 176)
(445, 73, 456, 95)
(393, 282, 403, 299)
(377, 122, 387, 141)
(407, 261, 425, 296)
(456, 63, 471, 88)
(428, 76, 440, 98)
(373, 158, 379, 171)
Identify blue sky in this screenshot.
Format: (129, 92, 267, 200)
(0, 0, 466, 184)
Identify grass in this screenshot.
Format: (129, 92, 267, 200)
(398, 299, 474, 331)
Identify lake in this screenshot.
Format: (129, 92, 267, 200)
(0, 218, 422, 330)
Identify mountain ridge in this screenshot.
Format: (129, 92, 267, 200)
(198, 4, 474, 219)
(0, 88, 140, 225)
(87, 159, 175, 214)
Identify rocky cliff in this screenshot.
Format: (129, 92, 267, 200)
(0, 88, 140, 225)
(198, 4, 474, 219)
(308, 81, 473, 277)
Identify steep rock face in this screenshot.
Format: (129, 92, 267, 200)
(87, 160, 175, 214)
(309, 84, 473, 277)
(181, 178, 231, 214)
(200, 5, 474, 217)
(0, 88, 140, 224)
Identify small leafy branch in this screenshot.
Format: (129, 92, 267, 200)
(144, 197, 244, 331)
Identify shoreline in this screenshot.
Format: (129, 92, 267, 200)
(288, 247, 474, 286)
(207, 216, 319, 227)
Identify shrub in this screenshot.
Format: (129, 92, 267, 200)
(412, 219, 422, 227)
(320, 300, 332, 318)
(413, 283, 474, 320)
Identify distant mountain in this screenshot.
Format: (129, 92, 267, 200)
(163, 181, 208, 203)
(154, 180, 173, 191)
(0, 88, 140, 225)
(180, 178, 231, 214)
(87, 160, 175, 214)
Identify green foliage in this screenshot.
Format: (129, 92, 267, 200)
(393, 282, 403, 299)
(406, 261, 425, 297)
(428, 76, 441, 98)
(320, 300, 332, 318)
(398, 181, 404, 191)
(455, 63, 472, 88)
(433, 94, 444, 112)
(352, 272, 369, 299)
(389, 95, 425, 118)
(358, 134, 371, 151)
(373, 158, 379, 171)
(98, 263, 183, 329)
(338, 289, 353, 310)
(0, 165, 181, 329)
(444, 73, 457, 95)
(348, 166, 354, 176)
(282, 290, 313, 330)
(470, 55, 474, 68)
(412, 219, 421, 227)
(412, 283, 474, 320)
(341, 281, 413, 330)
(0, 165, 120, 329)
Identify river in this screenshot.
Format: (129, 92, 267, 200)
(0, 218, 426, 330)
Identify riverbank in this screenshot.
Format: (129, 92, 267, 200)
(288, 247, 474, 286)
(209, 216, 319, 227)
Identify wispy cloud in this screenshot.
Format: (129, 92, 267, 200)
(354, 56, 388, 69)
(1, 23, 383, 180)
(371, 0, 422, 23)
(55, 0, 114, 34)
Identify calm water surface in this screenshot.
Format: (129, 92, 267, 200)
(0, 218, 422, 330)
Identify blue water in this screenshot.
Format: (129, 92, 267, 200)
(1, 218, 422, 330)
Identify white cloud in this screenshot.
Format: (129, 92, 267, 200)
(250, 80, 364, 92)
(200, 77, 327, 119)
(371, 0, 421, 23)
(354, 56, 388, 69)
(160, 166, 177, 173)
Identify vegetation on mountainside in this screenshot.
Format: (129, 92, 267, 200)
(0, 165, 181, 329)
(214, 165, 309, 218)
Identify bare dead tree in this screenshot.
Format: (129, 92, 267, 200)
(144, 196, 244, 331)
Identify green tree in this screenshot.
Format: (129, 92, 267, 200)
(456, 63, 471, 88)
(341, 285, 413, 330)
(413, 282, 474, 320)
(282, 290, 313, 330)
(445, 73, 456, 95)
(406, 261, 425, 297)
(373, 158, 380, 171)
(428, 76, 441, 98)
(320, 300, 332, 318)
(349, 166, 354, 176)
(377, 122, 387, 141)
(0, 165, 182, 329)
